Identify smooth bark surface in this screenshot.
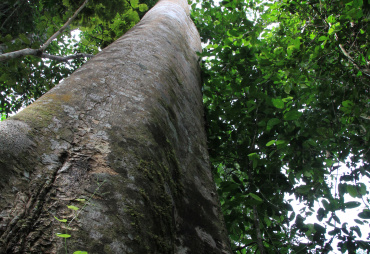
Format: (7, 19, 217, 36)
(0, 0, 231, 253)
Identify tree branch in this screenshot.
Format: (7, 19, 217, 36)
(0, 48, 93, 62)
(40, 53, 94, 62)
(0, 0, 90, 62)
(0, 48, 39, 61)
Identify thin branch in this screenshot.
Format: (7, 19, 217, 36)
(40, 53, 94, 62)
(0, 0, 90, 62)
(0, 48, 93, 62)
(40, 0, 89, 51)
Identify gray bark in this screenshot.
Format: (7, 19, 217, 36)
(0, 0, 231, 253)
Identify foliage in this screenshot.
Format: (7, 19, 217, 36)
(0, 0, 155, 116)
(192, 0, 369, 253)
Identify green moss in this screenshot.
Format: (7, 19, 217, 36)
(9, 93, 73, 130)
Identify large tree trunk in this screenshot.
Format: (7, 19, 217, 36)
(0, 0, 231, 253)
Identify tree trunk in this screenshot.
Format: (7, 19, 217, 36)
(0, 0, 231, 253)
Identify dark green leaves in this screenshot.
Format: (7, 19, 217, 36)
(358, 210, 370, 219)
(344, 201, 361, 209)
(283, 110, 302, 121)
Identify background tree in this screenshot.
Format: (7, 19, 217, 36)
(192, 0, 369, 253)
(0, 0, 232, 253)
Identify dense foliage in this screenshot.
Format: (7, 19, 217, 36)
(1, 0, 370, 253)
(192, 0, 370, 253)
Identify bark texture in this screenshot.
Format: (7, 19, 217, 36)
(0, 0, 231, 253)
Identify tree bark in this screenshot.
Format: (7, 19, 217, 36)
(0, 0, 232, 253)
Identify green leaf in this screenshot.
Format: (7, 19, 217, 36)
(232, 174, 242, 184)
(272, 98, 284, 109)
(327, 15, 336, 24)
(284, 85, 291, 94)
(322, 199, 330, 210)
(342, 100, 354, 108)
(333, 215, 341, 224)
(130, 0, 139, 8)
(314, 223, 326, 234)
(318, 36, 327, 41)
(328, 228, 341, 236)
(295, 185, 311, 194)
(276, 140, 286, 146)
(354, 219, 364, 225)
(62, 0, 70, 7)
(347, 185, 358, 197)
(67, 205, 79, 211)
(266, 140, 276, 146)
(266, 118, 281, 131)
(73, 251, 88, 254)
(358, 210, 370, 219)
(351, 226, 362, 237)
(19, 34, 30, 44)
(358, 183, 367, 195)
(274, 47, 284, 54)
(56, 233, 71, 238)
(53, 216, 68, 223)
(249, 193, 263, 202)
(138, 4, 148, 12)
(284, 111, 302, 121)
(344, 201, 361, 209)
(247, 153, 258, 159)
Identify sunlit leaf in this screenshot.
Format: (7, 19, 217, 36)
(67, 205, 79, 211)
(248, 193, 263, 202)
(272, 98, 284, 109)
(56, 233, 71, 238)
(53, 216, 68, 223)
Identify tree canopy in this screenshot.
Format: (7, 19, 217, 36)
(1, 0, 370, 253)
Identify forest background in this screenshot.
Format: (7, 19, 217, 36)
(0, 0, 369, 253)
